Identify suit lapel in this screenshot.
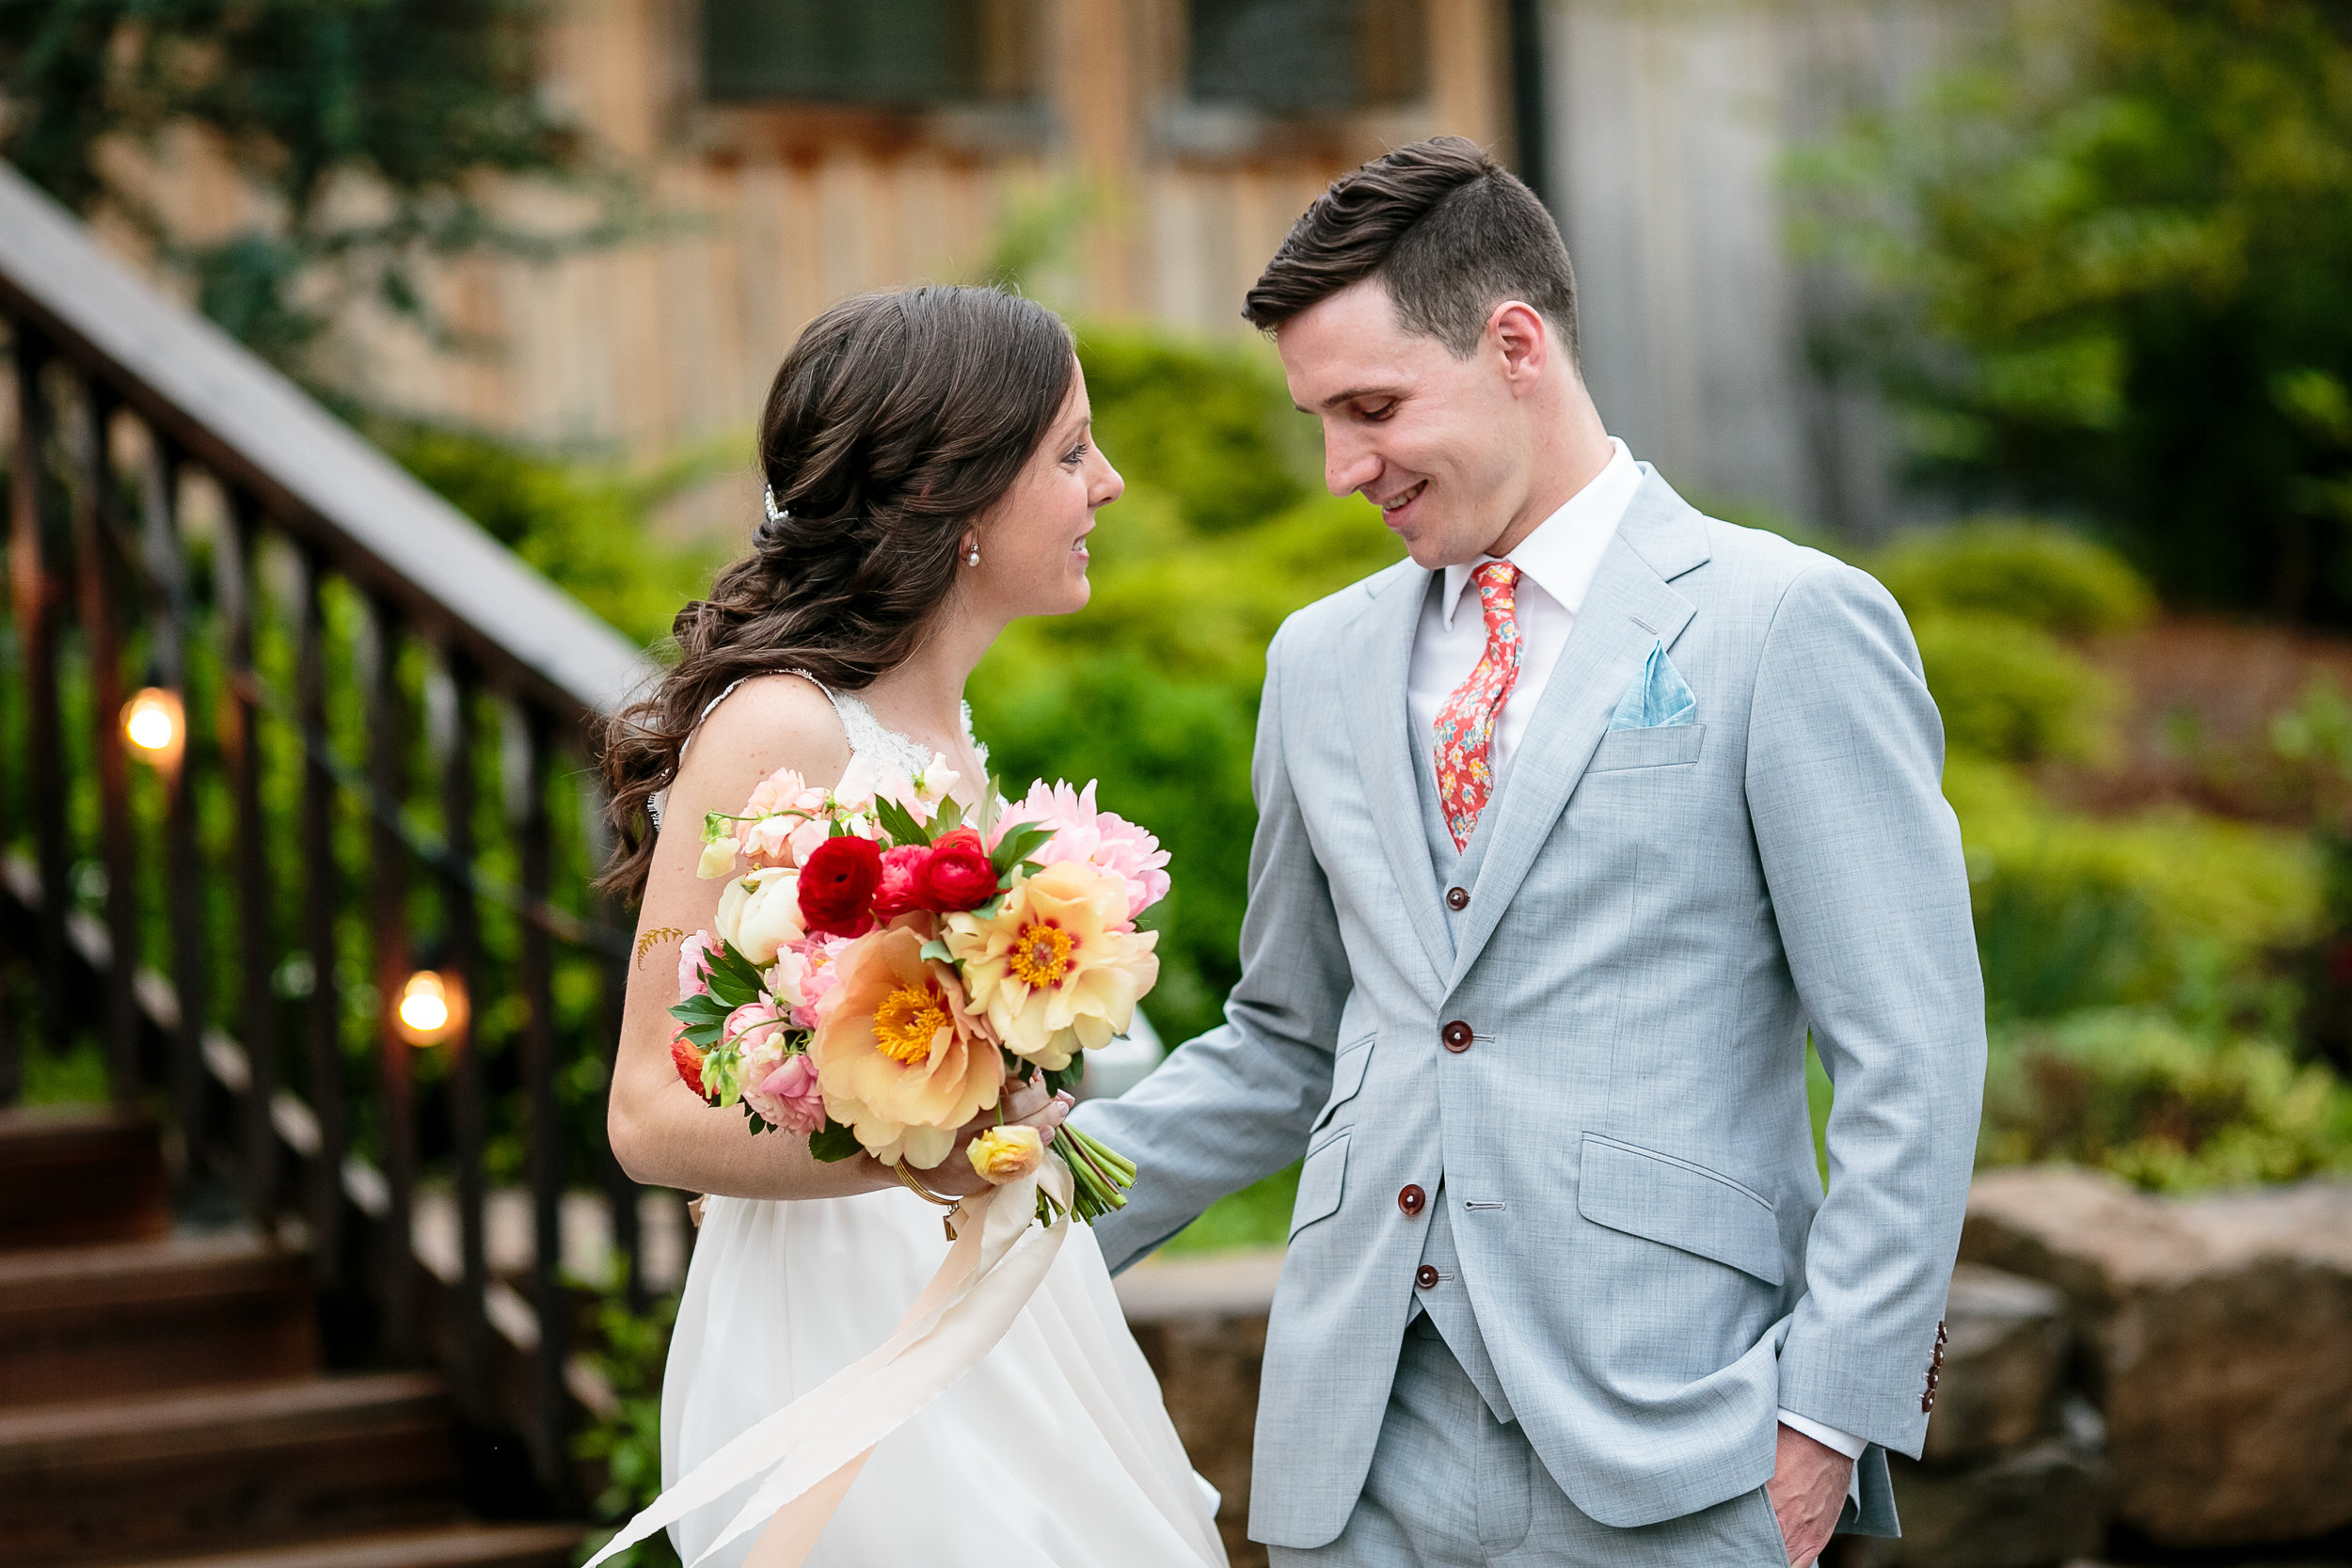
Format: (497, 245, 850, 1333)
(1443, 474, 1708, 991)
(1341, 566, 1454, 983)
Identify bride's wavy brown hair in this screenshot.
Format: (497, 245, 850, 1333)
(596, 286, 1075, 901)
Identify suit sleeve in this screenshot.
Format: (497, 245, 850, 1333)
(1072, 619, 1358, 1275)
(1745, 560, 1986, 1458)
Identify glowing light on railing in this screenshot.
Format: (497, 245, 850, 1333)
(395, 969, 464, 1047)
(121, 688, 184, 768)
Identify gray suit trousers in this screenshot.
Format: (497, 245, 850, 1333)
(1271, 1319, 1788, 1568)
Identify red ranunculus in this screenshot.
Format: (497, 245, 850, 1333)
(671, 1033, 707, 1094)
(870, 844, 932, 923)
(797, 834, 883, 938)
(913, 826, 999, 912)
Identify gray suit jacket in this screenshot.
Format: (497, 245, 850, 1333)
(1076, 470, 1986, 1550)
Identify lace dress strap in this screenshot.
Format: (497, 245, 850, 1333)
(653, 669, 989, 829)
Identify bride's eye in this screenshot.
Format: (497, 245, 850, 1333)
(1061, 442, 1090, 466)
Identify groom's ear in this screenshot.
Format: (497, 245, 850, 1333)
(1489, 300, 1554, 397)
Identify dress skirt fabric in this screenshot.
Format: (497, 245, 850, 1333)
(662, 1186, 1227, 1567)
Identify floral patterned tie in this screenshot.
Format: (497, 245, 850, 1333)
(1432, 562, 1524, 851)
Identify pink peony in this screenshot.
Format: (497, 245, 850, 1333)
(787, 935, 855, 1030)
(725, 997, 792, 1125)
(996, 780, 1171, 922)
(677, 930, 719, 999)
(740, 768, 831, 868)
(748, 1051, 826, 1135)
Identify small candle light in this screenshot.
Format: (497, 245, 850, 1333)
(121, 688, 184, 769)
(395, 969, 465, 1047)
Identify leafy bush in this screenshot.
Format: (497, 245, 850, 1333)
(1913, 611, 2121, 765)
(382, 422, 730, 648)
(572, 1276, 682, 1568)
(1980, 1008, 2352, 1192)
(1872, 521, 2154, 636)
(1947, 758, 2318, 1025)
(973, 490, 1401, 1046)
(1074, 326, 1312, 536)
(1794, 0, 2352, 622)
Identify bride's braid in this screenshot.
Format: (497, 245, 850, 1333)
(596, 286, 1074, 900)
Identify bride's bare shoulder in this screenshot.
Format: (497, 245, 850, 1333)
(672, 673, 851, 806)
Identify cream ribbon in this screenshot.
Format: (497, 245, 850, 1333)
(582, 1158, 1073, 1568)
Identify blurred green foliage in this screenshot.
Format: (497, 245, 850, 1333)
(1912, 614, 2120, 767)
(1873, 521, 2155, 637)
(1793, 0, 2352, 622)
(973, 329, 1400, 1052)
(571, 1272, 682, 1568)
(0, 0, 626, 372)
(1982, 1009, 2352, 1192)
(380, 421, 733, 647)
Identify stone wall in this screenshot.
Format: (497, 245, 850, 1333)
(1116, 1175, 2352, 1567)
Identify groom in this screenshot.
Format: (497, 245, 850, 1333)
(1074, 137, 1985, 1566)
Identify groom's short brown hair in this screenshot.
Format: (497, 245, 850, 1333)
(1243, 136, 1578, 363)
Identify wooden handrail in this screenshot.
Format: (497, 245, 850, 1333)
(0, 162, 649, 722)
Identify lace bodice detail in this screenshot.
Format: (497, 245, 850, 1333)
(650, 673, 988, 830)
(826, 686, 990, 782)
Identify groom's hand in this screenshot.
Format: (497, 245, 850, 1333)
(1766, 1424, 1852, 1567)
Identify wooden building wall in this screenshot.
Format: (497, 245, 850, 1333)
(348, 0, 1517, 462)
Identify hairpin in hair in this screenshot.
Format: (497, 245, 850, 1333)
(763, 485, 789, 525)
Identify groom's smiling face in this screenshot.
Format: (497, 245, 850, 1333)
(1278, 277, 1535, 571)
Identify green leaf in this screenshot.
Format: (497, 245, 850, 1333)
(1042, 1062, 1085, 1098)
(990, 821, 1052, 879)
(873, 795, 930, 848)
(917, 938, 956, 965)
(807, 1119, 865, 1163)
(933, 797, 965, 836)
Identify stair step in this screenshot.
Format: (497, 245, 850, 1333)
(0, 1235, 316, 1406)
(101, 1524, 589, 1568)
(0, 1375, 462, 1566)
(0, 1107, 168, 1250)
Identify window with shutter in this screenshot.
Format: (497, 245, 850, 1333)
(1186, 0, 1424, 116)
(702, 0, 1030, 106)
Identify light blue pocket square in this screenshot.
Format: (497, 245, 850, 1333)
(1607, 641, 1697, 730)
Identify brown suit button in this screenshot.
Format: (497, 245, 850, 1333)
(1441, 1021, 1473, 1053)
(1445, 886, 1470, 911)
(1415, 1264, 1440, 1290)
(1398, 1184, 1427, 1217)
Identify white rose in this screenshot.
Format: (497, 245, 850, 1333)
(715, 867, 804, 963)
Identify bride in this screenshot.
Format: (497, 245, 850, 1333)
(597, 286, 1228, 1568)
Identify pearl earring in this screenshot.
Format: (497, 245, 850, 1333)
(964, 543, 981, 567)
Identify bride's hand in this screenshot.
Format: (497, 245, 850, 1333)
(918, 1074, 1075, 1199)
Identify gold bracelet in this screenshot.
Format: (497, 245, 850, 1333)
(893, 1160, 963, 1241)
(893, 1159, 959, 1206)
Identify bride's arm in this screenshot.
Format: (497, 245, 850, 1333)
(607, 676, 902, 1200)
(608, 676, 1066, 1200)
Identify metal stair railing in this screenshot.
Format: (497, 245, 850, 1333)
(0, 158, 661, 1506)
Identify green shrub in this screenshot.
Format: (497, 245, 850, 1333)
(1873, 521, 2154, 636)
(1981, 1008, 2352, 1192)
(1947, 758, 2318, 1024)
(1075, 326, 1312, 536)
(383, 422, 730, 648)
(1914, 610, 2121, 765)
(971, 488, 1401, 1045)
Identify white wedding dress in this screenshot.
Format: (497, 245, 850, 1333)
(660, 682, 1227, 1568)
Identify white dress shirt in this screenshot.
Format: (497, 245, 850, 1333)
(1401, 435, 1869, 1477)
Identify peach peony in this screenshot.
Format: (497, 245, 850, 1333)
(944, 863, 1159, 1072)
(810, 925, 1004, 1169)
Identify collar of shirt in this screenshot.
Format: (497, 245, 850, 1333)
(1438, 437, 1642, 629)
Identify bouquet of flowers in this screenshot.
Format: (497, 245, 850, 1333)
(665, 752, 1165, 1225)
